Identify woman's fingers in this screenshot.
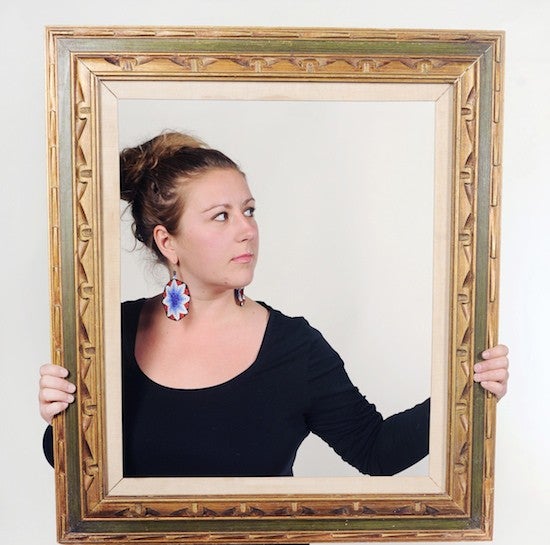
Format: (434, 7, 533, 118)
(478, 380, 507, 399)
(39, 363, 76, 424)
(474, 367, 509, 384)
(39, 374, 76, 395)
(481, 344, 509, 359)
(41, 401, 70, 425)
(474, 356, 509, 375)
(39, 387, 74, 424)
(39, 386, 75, 404)
(40, 363, 69, 378)
(474, 344, 509, 400)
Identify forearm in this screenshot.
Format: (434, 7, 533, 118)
(361, 398, 430, 476)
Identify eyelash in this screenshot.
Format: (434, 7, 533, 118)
(213, 207, 255, 222)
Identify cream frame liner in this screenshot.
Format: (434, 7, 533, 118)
(102, 81, 451, 496)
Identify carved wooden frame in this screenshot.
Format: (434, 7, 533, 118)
(46, 26, 504, 543)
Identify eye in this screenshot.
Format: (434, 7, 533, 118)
(213, 211, 228, 222)
(244, 207, 255, 217)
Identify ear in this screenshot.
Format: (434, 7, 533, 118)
(153, 225, 178, 266)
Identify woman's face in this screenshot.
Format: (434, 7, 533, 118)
(165, 168, 259, 297)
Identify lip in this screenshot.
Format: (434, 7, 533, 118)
(231, 253, 254, 264)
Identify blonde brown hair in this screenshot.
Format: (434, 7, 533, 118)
(120, 131, 242, 262)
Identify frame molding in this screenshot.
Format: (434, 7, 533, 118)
(46, 26, 504, 543)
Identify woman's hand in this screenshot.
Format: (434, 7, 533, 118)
(39, 364, 76, 424)
(474, 344, 509, 400)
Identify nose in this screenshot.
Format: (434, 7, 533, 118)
(236, 214, 257, 242)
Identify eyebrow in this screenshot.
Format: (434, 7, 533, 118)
(201, 197, 255, 214)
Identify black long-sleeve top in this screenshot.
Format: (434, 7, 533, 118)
(43, 299, 429, 476)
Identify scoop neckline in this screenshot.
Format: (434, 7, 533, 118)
(127, 298, 273, 392)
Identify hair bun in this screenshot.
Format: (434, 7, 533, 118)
(120, 131, 207, 203)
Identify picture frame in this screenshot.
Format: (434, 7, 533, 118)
(46, 26, 504, 543)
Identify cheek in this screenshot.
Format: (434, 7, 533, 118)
(204, 238, 228, 259)
(187, 230, 227, 260)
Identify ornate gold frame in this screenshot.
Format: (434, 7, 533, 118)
(46, 26, 504, 543)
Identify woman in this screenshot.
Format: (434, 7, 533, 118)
(39, 131, 510, 477)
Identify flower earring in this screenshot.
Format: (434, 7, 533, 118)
(162, 271, 191, 320)
(234, 287, 245, 307)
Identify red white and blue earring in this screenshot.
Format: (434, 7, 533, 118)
(234, 287, 245, 307)
(162, 271, 191, 320)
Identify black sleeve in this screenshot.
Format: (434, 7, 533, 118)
(43, 425, 55, 468)
(304, 330, 430, 476)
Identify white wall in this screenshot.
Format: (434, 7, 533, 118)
(2, 1, 548, 544)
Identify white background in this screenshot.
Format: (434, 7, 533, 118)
(118, 96, 435, 477)
(1, 1, 549, 544)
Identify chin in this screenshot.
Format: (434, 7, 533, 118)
(237, 272, 255, 288)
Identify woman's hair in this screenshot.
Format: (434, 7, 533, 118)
(120, 131, 241, 262)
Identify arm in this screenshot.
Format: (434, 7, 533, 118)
(303, 332, 428, 476)
(304, 333, 509, 476)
